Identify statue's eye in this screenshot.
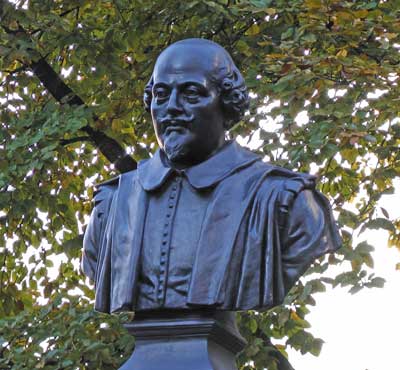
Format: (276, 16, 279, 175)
(153, 87, 169, 100)
(184, 87, 201, 101)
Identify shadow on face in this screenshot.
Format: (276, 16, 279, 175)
(150, 40, 232, 168)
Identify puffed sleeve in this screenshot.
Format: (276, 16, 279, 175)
(81, 182, 117, 282)
(280, 187, 341, 293)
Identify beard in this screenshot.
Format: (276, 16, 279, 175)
(162, 131, 194, 165)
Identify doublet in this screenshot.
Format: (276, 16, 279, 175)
(138, 173, 210, 310)
(82, 141, 341, 313)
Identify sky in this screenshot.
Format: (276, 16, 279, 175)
(20, 127, 398, 370)
(288, 187, 400, 370)
(27, 151, 400, 370)
(1, 5, 397, 363)
(237, 113, 400, 370)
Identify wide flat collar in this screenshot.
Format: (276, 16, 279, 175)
(138, 141, 261, 191)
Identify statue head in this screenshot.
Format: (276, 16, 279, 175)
(144, 39, 249, 167)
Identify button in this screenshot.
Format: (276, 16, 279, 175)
(169, 194, 175, 199)
(168, 204, 174, 208)
(166, 214, 171, 218)
(172, 185, 177, 191)
(162, 240, 167, 245)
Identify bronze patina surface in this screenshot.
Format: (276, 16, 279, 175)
(81, 38, 341, 370)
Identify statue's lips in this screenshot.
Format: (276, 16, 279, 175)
(164, 125, 189, 135)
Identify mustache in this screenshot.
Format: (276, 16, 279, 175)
(159, 115, 194, 126)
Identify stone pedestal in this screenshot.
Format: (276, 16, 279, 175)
(119, 311, 246, 370)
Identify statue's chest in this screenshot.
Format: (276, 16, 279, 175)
(137, 174, 211, 310)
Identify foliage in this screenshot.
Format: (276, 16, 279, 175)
(0, 295, 134, 369)
(0, 0, 399, 368)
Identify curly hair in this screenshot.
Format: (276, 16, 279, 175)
(217, 69, 249, 129)
(143, 39, 249, 130)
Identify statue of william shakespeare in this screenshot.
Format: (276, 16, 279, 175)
(81, 38, 341, 370)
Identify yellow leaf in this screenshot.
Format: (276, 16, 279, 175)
(354, 9, 368, 19)
(351, 259, 361, 270)
(257, 40, 271, 46)
(305, 0, 322, 9)
(275, 344, 288, 356)
(266, 53, 286, 59)
(385, 33, 398, 40)
(246, 24, 260, 36)
(121, 128, 133, 134)
(9, 20, 19, 29)
(336, 11, 353, 21)
(290, 311, 301, 321)
(111, 119, 122, 131)
(336, 49, 348, 58)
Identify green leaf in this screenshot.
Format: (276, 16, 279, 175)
(249, 319, 258, 333)
(366, 218, 395, 231)
(367, 277, 385, 288)
(2, 2, 400, 369)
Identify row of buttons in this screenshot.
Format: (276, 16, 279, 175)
(156, 175, 182, 303)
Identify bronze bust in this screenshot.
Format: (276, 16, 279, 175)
(81, 38, 341, 315)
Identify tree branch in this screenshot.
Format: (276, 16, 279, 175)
(60, 136, 91, 146)
(1, 12, 137, 173)
(29, 58, 137, 173)
(30, 58, 84, 105)
(257, 330, 296, 370)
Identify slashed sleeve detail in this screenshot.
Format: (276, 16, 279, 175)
(278, 180, 341, 294)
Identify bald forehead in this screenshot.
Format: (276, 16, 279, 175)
(153, 42, 232, 80)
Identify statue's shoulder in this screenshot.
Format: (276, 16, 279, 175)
(277, 170, 316, 218)
(256, 162, 316, 188)
(93, 169, 138, 207)
(252, 162, 317, 211)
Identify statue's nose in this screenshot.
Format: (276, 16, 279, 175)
(166, 89, 183, 115)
